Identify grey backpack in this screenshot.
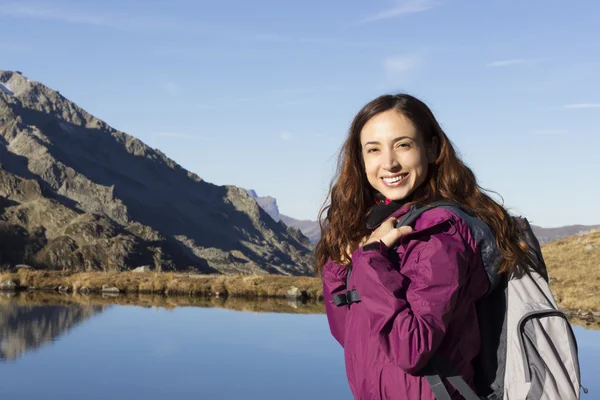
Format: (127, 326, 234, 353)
(335, 201, 586, 399)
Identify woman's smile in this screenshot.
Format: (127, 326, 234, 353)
(382, 173, 409, 187)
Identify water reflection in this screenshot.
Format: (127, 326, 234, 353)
(0, 291, 326, 361)
(0, 293, 352, 400)
(0, 292, 597, 399)
(0, 292, 104, 361)
(1, 291, 326, 314)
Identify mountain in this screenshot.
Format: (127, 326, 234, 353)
(0, 71, 313, 275)
(246, 190, 280, 222)
(246, 190, 320, 245)
(531, 224, 600, 244)
(279, 215, 321, 245)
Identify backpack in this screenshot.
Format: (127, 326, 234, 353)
(334, 201, 586, 400)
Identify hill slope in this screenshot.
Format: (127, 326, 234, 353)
(0, 71, 312, 275)
(543, 229, 599, 311)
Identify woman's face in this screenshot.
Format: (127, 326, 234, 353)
(360, 109, 435, 201)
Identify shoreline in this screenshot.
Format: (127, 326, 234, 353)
(2, 287, 598, 330)
(1, 269, 598, 321)
(0, 269, 324, 300)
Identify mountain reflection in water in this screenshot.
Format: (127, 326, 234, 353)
(0, 291, 326, 361)
(0, 292, 105, 361)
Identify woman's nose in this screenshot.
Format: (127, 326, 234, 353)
(382, 149, 400, 170)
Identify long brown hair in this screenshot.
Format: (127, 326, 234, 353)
(315, 93, 528, 275)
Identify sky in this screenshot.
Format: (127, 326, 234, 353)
(0, 0, 599, 227)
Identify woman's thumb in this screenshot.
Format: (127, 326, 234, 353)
(396, 225, 413, 236)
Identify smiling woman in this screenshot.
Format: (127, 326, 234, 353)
(360, 109, 436, 202)
(313, 93, 565, 400)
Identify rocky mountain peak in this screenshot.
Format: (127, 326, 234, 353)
(0, 71, 313, 275)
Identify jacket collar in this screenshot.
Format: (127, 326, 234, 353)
(365, 197, 413, 230)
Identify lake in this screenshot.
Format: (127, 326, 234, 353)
(0, 294, 598, 399)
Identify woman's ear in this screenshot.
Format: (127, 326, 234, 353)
(428, 136, 439, 163)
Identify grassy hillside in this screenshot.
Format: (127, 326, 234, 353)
(543, 229, 600, 311)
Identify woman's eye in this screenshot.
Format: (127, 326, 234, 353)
(397, 142, 410, 149)
(367, 148, 379, 153)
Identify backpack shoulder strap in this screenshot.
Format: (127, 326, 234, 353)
(395, 201, 469, 228)
(333, 265, 361, 307)
(334, 201, 468, 309)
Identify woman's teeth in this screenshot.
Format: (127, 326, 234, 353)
(383, 174, 406, 184)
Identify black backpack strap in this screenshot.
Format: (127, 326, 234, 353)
(334, 266, 361, 307)
(424, 373, 452, 400)
(394, 200, 469, 229)
(427, 355, 482, 400)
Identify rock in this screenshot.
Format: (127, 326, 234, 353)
(287, 286, 307, 299)
(15, 264, 33, 270)
(58, 286, 70, 293)
(132, 265, 152, 273)
(287, 286, 300, 298)
(584, 244, 594, 251)
(101, 284, 120, 294)
(78, 286, 90, 294)
(0, 280, 17, 290)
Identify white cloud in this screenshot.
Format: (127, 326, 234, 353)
(280, 132, 294, 141)
(357, 0, 441, 25)
(0, 2, 179, 32)
(533, 129, 566, 135)
(562, 103, 600, 109)
(0, 3, 107, 25)
(296, 37, 382, 48)
(383, 54, 423, 76)
(486, 59, 537, 67)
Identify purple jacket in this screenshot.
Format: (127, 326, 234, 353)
(323, 206, 490, 399)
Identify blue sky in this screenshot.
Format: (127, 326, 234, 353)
(1, 0, 598, 227)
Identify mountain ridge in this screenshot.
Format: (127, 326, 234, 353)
(0, 70, 313, 275)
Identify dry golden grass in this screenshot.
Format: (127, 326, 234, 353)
(543, 229, 600, 311)
(0, 270, 324, 300)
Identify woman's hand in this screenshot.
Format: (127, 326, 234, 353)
(364, 217, 413, 248)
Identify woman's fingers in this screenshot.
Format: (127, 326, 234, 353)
(364, 218, 415, 248)
(380, 225, 413, 248)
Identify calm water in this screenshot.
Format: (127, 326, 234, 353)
(0, 296, 598, 400)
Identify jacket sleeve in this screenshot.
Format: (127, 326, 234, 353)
(322, 258, 349, 347)
(350, 219, 473, 374)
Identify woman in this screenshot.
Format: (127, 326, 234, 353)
(316, 94, 528, 399)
